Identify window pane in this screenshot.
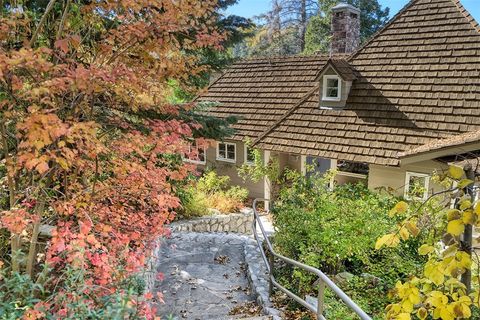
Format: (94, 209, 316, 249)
(327, 87, 338, 98)
(227, 144, 235, 160)
(246, 148, 255, 162)
(408, 175, 427, 199)
(327, 78, 339, 88)
(218, 143, 226, 158)
(198, 148, 205, 162)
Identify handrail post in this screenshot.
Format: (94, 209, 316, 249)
(268, 251, 275, 295)
(317, 279, 325, 319)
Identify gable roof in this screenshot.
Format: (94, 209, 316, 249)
(196, 55, 330, 140)
(253, 0, 480, 166)
(317, 58, 357, 81)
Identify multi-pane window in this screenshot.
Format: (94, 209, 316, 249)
(245, 146, 255, 164)
(322, 75, 341, 100)
(184, 141, 206, 165)
(217, 142, 236, 162)
(404, 172, 430, 200)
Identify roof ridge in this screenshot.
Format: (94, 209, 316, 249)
(348, 0, 420, 61)
(349, 0, 480, 62)
(252, 85, 320, 146)
(450, 0, 480, 33)
(230, 53, 331, 64)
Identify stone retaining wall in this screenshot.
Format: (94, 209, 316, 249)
(170, 209, 254, 234)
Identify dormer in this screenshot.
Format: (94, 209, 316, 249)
(317, 59, 356, 110)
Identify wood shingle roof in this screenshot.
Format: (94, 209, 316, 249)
(255, 0, 480, 166)
(199, 0, 480, 166)
(197, 55, 331, 140)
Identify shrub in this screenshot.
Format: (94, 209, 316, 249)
(271, 170, 425, 318)
(0, 266, 152, 319)
(178, 171, 249, 218)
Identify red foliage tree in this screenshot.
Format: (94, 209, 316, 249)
(0, 0, 223, 317)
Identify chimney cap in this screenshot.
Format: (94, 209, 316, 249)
(332, 3, 360, 14)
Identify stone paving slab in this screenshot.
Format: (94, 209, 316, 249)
(154, 233, 256, 320)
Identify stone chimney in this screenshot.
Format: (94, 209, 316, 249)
(331, 3, 361, 55)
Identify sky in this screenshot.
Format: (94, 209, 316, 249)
(225, 0, 480, 22)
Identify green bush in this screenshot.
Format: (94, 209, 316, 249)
(271, 170, 425, 319)
(178, 171, 249, 219)
(0, 266, 148, 319)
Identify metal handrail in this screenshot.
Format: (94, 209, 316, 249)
(252, 198, 372, 320)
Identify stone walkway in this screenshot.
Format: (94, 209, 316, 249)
(154, 233, 258, 320)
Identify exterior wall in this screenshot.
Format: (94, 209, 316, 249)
(201, 140, 265, 199)
(368, 160, 449, 197)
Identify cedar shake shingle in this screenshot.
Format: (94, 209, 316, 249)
(254, 0, 480, 166)
(199, 0, 480, 166)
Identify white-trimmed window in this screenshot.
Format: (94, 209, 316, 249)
(245, 146, 255, 164)
(183, 141, 206, 165)
(217, 142, 236, 163)
(404, 172, 430, 200)
(322, 75, 342, 101)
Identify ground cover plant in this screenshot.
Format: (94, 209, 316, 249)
(271, 170, 427, 319)
(0, 0, 226, 318)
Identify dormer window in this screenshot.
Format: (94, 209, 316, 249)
(322, 75, 342, 101)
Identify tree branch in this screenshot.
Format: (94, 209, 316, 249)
(56, 0, 71, 40)
(29, 0, 58, 47)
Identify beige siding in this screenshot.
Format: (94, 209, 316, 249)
(201, 140, 265, 199)
(368, 160, 448, 197)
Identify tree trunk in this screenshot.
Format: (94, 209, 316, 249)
(299, 0, 307, 52)
(461, 164, 475, 292)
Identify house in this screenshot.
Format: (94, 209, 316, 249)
(191, 0, 480, 202)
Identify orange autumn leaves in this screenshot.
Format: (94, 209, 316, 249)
(0, 0, 224, 318)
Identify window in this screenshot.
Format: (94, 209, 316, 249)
(245, 146, 255, 164)
(217, 142, 236, 163)
(183, 141, 206, 165)
(404, 172, 430, 200)
(322, 75, 342, 101)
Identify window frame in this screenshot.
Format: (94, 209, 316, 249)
(183, 141, 206, 165)
(404, 171, 430, 200)
(244, 145, 256, 165)
(216, 141, 236, 163)
(322, 75, 342, 101)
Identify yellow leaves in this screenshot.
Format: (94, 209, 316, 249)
(449, 165, 464, 179)
(447, 209, 462, 221)
(457, 179, 473, 189)
(375, 233, 400, 250)
(389, 201, 409, 217)
(399, 227, 410, 241)
(447, 219, 465, 236)
(405, 221, 420, 237)
(418, 244, 435, 255)
(396, 313, 411, 320)
(462, 210, 476, 225)
(458, 199, 472, 211)
(424, 261, 445, 286)
(417, 307, 428, 320)
(451, 296, 472, 318)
